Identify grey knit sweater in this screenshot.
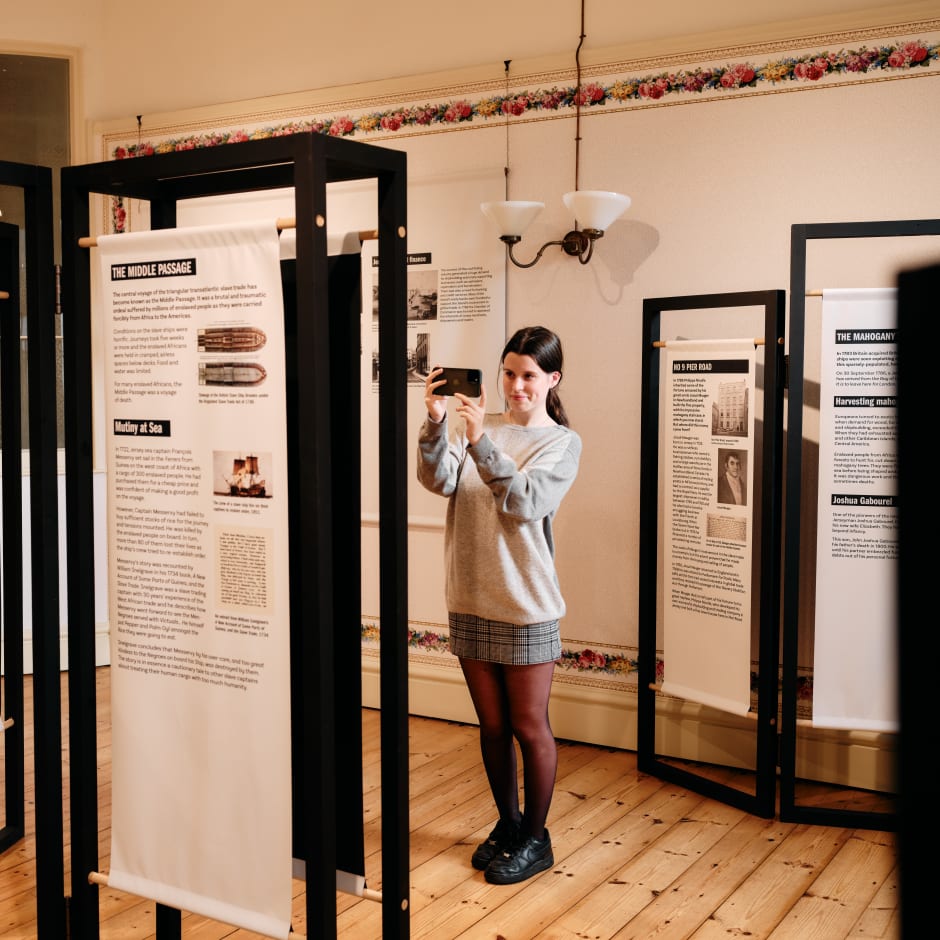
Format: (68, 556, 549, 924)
(417, 413, 582, 625)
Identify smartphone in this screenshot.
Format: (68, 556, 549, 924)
(437, 367, 483, 397)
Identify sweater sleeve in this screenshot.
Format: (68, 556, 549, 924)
(469, 427, 582, 522)
(416, 414, 468, 497)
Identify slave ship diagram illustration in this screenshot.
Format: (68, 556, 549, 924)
(198, 325, 268, 387)
(199, 361, 267, 386)
(198, 326, 267, 353)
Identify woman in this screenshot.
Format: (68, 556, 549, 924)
(416, 326, 581, 885)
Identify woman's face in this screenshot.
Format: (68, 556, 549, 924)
(501, 352, 559, 420)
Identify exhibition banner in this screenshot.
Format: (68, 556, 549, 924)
(662, 339, 756, 716)
(813, 288, 898, 732)
(357, 171, 507, 525)
(98, 222, 292, 937)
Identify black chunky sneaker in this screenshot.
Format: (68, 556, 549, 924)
(471, 817, 520, 871)
(484, 829, 554, 884)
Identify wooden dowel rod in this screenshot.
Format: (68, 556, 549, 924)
(0, 291, 9, 300)
(79, 217, 294, 249)
(652, 337, 778, 348)
(807, 289, 823, 296)
(76, 218, 378, 249)
(1, 717, 13, 731)
(88, 870, 307, 936)
(647, 683, 757, 719)
(645, 686, 893, 732)
(795, 718, 897, 733)
(336, 872, 382, 902)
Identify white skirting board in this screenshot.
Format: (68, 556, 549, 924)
(361, 653, 896, 794)
(5, 624, 112, 676)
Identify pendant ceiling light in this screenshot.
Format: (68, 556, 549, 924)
(481, 0, 630, 268)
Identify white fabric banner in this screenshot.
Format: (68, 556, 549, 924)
(98, 221, 292, 937)
(357, 169, 507, 524)
(813, 288, 898, 732)
(662, 338, 756, 716)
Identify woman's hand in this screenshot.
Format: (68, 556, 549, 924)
(424, 366, 448, 423)
(455, 382, 486, 445)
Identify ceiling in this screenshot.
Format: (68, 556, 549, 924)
(284, 1, 935, 91)
(80, 1, 940, 123)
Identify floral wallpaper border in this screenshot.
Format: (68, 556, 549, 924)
(360, 621, 812, 715)
(362, 620, 643, 680)
(105, 33, 938, 234)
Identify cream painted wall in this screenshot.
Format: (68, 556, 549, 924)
(495, 77, 940, 659)
(367, 56, 940, 667)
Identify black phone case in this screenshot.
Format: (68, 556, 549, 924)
(438, 367, 482, 397)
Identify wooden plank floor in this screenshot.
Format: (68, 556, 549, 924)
(0, 668, 899, 938)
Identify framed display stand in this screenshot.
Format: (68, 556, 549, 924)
(780, 219, 940, 829)
(638, 290, 786, 819)
(0, 219, 25, 855)
(58, 134, 410, 939)
(0, 161, 64, 934)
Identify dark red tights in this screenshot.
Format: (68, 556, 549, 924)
(459, 658, 557, 841)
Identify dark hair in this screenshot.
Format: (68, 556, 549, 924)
(500, 325, 570, 427)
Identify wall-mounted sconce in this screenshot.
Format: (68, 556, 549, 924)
(481, 190, 630, 268)
(481, 0, 630, 269)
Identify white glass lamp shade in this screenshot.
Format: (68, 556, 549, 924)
(481, 200, 545, 238)
(562, 190, 631, 232)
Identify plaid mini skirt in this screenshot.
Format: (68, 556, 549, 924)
(448, 612, 561, 665)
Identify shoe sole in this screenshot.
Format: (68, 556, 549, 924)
(484, 851, 554, 885)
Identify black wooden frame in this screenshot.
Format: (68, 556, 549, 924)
(0, 161, 64, 934)
(0, 220, 24, 855)
(780, 219, 940, 829)
(58, 133, 410, 939)
(638, 289, 786, 819)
